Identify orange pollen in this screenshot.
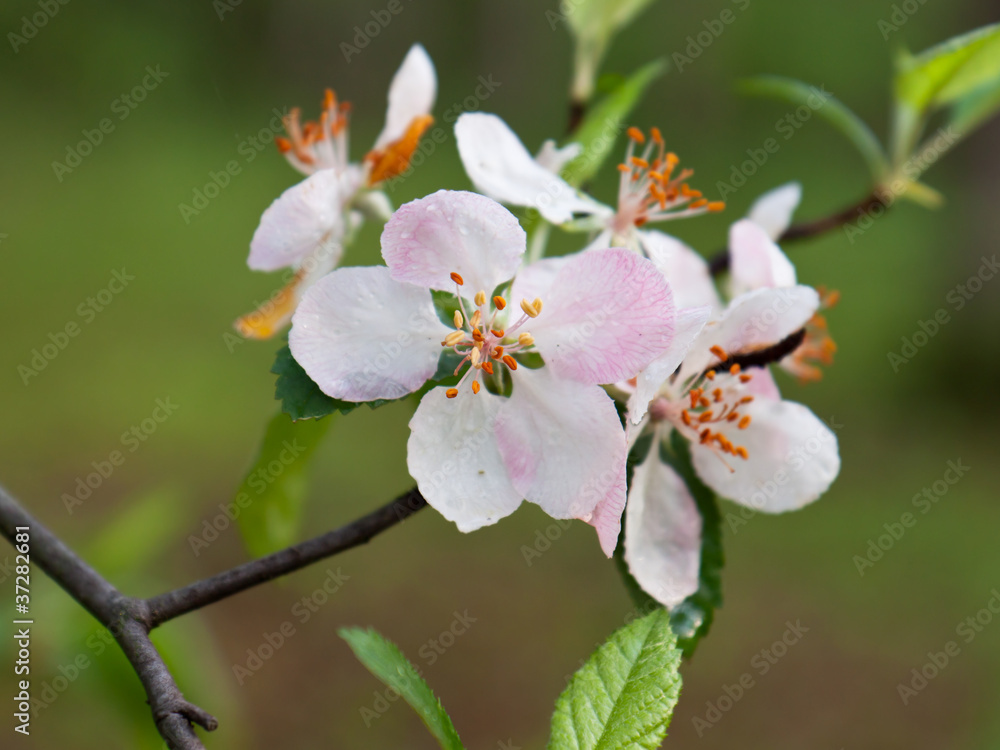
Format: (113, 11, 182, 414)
(738, 415, 752, 429)
(502, 355, 517, 370)
(490, 328, 505, 338)
(472, 330, 484, 343)
(365, 114, 435, 186)
(471, 381, 481, 395)
(631, 157, 649, 169)
(650, 127, 663, 144)
(707, 201, 726, 212)
(480, 360, 494, 375)
(710, 345, 728, 361)
(450, 272, 464, 286)
(698, 410, 715, 423)
(445, 388, 459, 399)
(275, 136, 292, 154)
(627, 127, 645, 143)
(493, 296, 506, 310)
(706, 370, 716, 380)
(736, 446, 749, 460)
(690, 198, 708, 209)
(739, 374, 752, 383)
(729, 364, 741, 375)
(617, 164, 631, 173)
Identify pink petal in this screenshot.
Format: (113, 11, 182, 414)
(530, 248, 676, 385)
(381, 190, 525, 293)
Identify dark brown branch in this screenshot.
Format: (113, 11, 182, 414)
(707, 193, 887, 275)
(0, 483, 427, 747)
(146, 488, 426, 627)
(0, 486, 215, 749)
(567, 98, 587, 135)
(703, 328, 806, 377)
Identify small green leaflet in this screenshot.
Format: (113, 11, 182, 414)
(739, 75, 888, 181)
(562, 59, 667, 187)
(547, 609, 682, 750)
(234, 411, 333, 558)
(339, 627, 465, 750)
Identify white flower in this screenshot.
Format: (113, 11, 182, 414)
(289, 190, 682, 555)
(236, 44, 437, 338)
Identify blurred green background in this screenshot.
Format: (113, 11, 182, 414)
(2, 0, 999, 747)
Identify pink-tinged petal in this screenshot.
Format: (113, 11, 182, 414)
(627, 306, 712, 425)
(289, 266, 449, 402)
(691, 398, 840, 513)
(743, 365, 782, 400)
(495, 367, 627, 527)
(530, 248, 675, 385)
(455, 113, 607, 224)
(248, 170, 346, 271)
(581, 456, 628, 557)
(381, 190, 525, 293)
(509, 255, 571, 310)
(372, 44, 437, 151)
(624, 440, 702, 608)
(747, 182, 801, 240)
(680, 286, 819, 377)
(638, 229, 722, 311)
(728, 219, 797, 297)
(407, 386, 523, 532)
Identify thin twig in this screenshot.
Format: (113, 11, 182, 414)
(707, 193, 886, 275)
(0, 483, 427, 747)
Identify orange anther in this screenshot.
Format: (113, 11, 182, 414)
(471, 381, 481, 394)
(735, 446, 749, 459)
(481, 361, 494, 375)
(493, 296, 506, 310)
(630, 157, 650, 169)
(490, 329, 505, 338)
(446, 388, 459, 399)
(450, 272, 464, 286)
(730, 364, 741, 375)
(710, 345, 728, 361)
(707, 201, 726, 212)
(650, 127, 663, 144)
(627, 127, 645, 143)
(738, 415, 752, 429)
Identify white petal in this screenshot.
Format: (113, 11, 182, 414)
(535, 139, 582, 173)
(728, 219, 797, 297)
(248, 170, 345, 271)
(638, 230, 721, 310)
(627, 306, 711, 425)
(455, 113, 606, 224)
(372, 44, 437, 151)
(381, 190, 525, 294)
(407, 387, 523, 532)
(680, 286, 819, 377)
(624, 441, 702, 609)
(747, 182, 801, 240)
(289, 266, 449, 401)
(495, 367, 627, 523)
(691, 399, 840, 513)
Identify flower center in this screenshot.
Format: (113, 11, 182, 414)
(611, 126, 724, 237)
(440, 271, 540, 398)
(275, 88, 352, 171)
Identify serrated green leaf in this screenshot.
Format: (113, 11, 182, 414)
(663, 432, 724, 658)
(339, 627, 465, 750)
(562, 59, 667, 187)
(739, 75, 888, 180)
(234, 411, 333, 558)
(547, 609, 682, 750)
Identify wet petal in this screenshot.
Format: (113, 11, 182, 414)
(495, 367, 627, 527)
(372, 44, 437, 151)
(531, 248, 676, 385)
(624, 441, 703, 608)
(455, 113, 606, 224)
(289, 266, 449, 401)
(407, 387, 523, 532)
(381, 190, 525, 293)
(691, 398, 840, 513)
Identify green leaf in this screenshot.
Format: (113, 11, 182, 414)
(84, 487, 188, 574)
(339, 627, 465, 750)
(895, 23, 1000, 113)
(739, 75, 888, 180)
(949, 76, 1000, 135)
(547, 609, 682, 750)
(234, 411, 334, 557)
(562, 59, 667, 187)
